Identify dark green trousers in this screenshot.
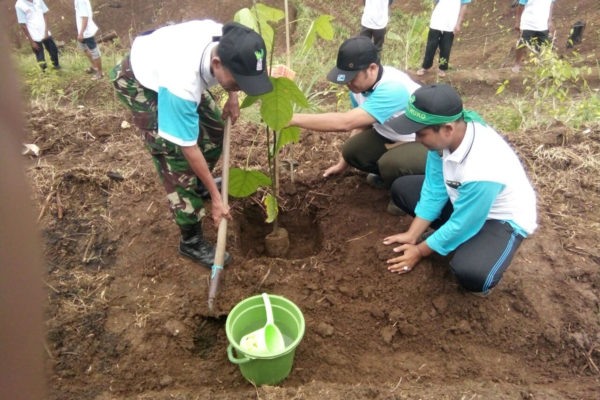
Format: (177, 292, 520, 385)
(341, 128, 428, 187)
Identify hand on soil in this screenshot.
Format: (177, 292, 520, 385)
(323, 159, 349, 177)
(382, 232, 417, 246)
(386, 243, 422, 274)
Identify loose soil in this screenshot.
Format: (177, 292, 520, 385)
(14, 0, 600, 399)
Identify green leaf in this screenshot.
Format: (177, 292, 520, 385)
(300, 15, 334, 54)
(228, 168, 271, 198)
(275, 126, 300, 153)
(264, 193, 278, 223)
(241, 95, 259, 109)
(256, 3, 284, 23)
(233, 4, 284, 53)
(233, 8, 259, 32)
(258, 21, 276, 52)
(258, 77, 309, 131)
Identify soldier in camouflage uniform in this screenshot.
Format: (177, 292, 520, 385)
(111, 21, 272, 267)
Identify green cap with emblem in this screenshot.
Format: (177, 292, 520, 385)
(388, 84, 486, 134)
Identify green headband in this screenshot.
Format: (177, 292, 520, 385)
(406, 100, 486, 126)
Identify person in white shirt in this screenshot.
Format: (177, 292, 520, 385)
(15, 0, 60, 70)
(289, 36, 427, 215)
(512, 0, 556, 72)
(111, 21, 272, 268)
(359, 0, 393, 52)
(384, 83, 537, 295)
(74, 0, 103, 79)
(416, 0, 471, 77)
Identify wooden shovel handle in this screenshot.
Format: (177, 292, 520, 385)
(208, 117, 231, 311)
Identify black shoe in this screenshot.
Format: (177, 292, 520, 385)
(366, 173, 387, 189)
(195, 177, 222, 200)
(178, 223, 231, 267)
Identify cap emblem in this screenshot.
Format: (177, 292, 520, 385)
(254, 49, 264, 71)
(336, 74, 346, 82)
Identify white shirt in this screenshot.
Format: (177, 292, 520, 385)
(519, 0, 555, 32)
(352, 67, 420, 142)
(430, 0, 471, 33)
(74, 0, 99, 38)
(361, 0, 390, 30)
(130, 20, 221, 146)
(15, 0, 48, 42)
(130, 20, 221, 104)
(442, 122, 537, 234)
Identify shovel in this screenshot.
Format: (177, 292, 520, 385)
(239, 293, 286, 355)
(207, 117, 231, 313)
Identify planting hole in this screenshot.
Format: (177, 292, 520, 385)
(237, 204, 321, 259)
(192, 315, 224, 358)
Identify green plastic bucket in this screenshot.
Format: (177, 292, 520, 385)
(226, 294, 305, 386)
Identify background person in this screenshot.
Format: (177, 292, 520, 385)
(512, 0, 556, 72)
(111, 21, 272, 267)
(416, 0, 471, 77)
(289, 36, 427, 213)
(359, 0, 393, 53)
(74, 0, 103, 80)
(383, 83, 537, 295)
(15, 0, 60, 71)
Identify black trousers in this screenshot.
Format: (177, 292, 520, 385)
(391, 174, 525, 293)
(359, 26, 387, 52)
(421, 28, 454, 71)
(33, 37, 59, 69)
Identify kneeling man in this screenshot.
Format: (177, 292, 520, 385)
(383, 84, 537, 295)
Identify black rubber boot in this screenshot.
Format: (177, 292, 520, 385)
(178, 223, 231, 267)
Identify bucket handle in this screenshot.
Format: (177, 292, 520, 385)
(227, 344, 251, 364)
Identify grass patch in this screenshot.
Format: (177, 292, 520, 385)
(15, 40, 126, 111)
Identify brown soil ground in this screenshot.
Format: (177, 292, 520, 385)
(11, 0, 600, 399)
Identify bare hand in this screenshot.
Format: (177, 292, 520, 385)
(323, 158, 348, 177)
(383, 232, 417, 246)
(454, 25, 461, 35)
(386, 243, 422, 274)
(77, 34, 84, 43)
(210, 200, 231, 227)
(31, 42, 40, 51)
(222, 93, 240, 124)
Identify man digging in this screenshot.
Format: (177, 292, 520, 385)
(111, 21, 272, 267)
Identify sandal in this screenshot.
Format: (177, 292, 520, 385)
(416, 68, 426, 76)
(437, 69, 447, 77)
(85, 67, 97, 74)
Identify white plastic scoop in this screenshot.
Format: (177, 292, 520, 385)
(239, 293, 285, 355)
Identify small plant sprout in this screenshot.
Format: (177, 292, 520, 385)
(229, 2, 333, 256)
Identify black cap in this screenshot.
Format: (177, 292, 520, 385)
(326, 36, 379, 84)
(217, 22, 273, 96)
(387, 83, 464, 134)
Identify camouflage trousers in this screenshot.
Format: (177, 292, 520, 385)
(110, 55, 224, 227)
